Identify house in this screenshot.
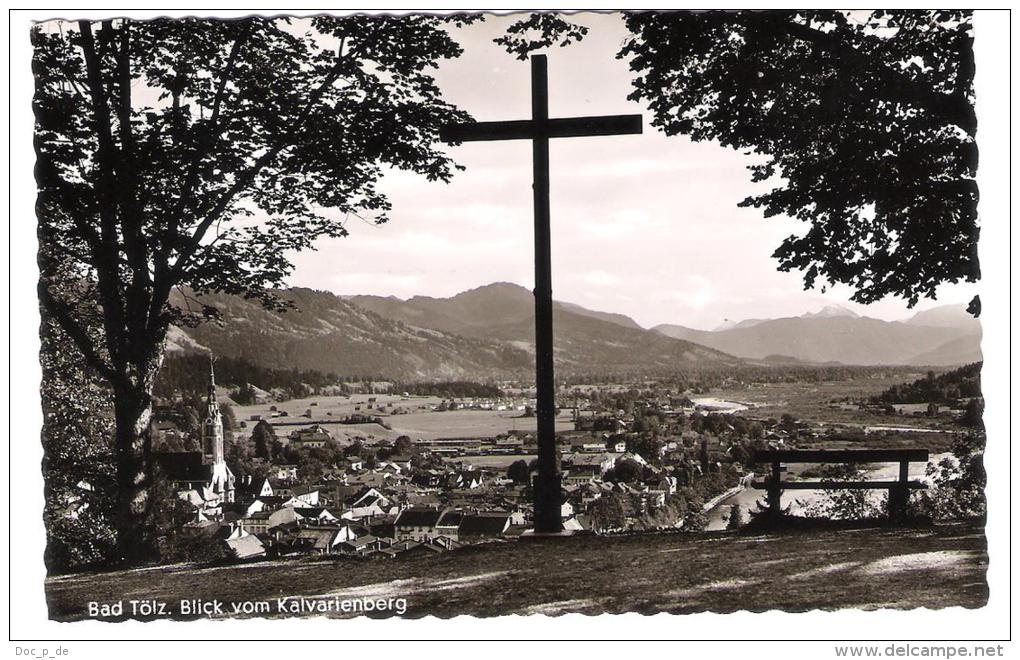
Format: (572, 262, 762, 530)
(250, 495, 294, 512)
(435, 510, 463, 541)
(566, 453, 616, 476)
(236, 475, 273, 500)
(458, 512, 510, 543)
(364, 546, 400, 559)
(292, 485, 321, 506)
(269, 481, 294, 498)
(288, 425, 332, 449)
(293, 507, 338, 524)
(291, 524, 359, 554)
(563, 465, 601, 484)
(507, 509, 528, 527)
(377, 462, 404, 476)
(336, 534, 388, 556)
(225, 534, 266, 560)
(267, 506, 303, 531)
(393, 508, 445, 542)
(413, 469, 445, 488)
(340, 487, 394, 520)
(391, 540, 446, 558)
(347, 471, 403, 489)
(338, 457, 364, 473)
(561, 516, 586, 532)
(240, 510, 272, 535)
(619, 452, 648, 466)
(270, 464, 299, 481)
(494, 436, 524, 450)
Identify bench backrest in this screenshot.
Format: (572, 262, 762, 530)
(751, 449, 929, 464)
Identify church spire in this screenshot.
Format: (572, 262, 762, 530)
(203, 356, 224, 466)
(207, 355, 217, 400)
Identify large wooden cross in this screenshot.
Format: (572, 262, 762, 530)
(441, 54, 642, 534)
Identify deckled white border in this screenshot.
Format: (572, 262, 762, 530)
(7, 3, 1013, 647)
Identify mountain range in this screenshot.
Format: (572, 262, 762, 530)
(653, 304, 981, 366)
(170, 284, 739, 381)
(170, 283, 981, 380)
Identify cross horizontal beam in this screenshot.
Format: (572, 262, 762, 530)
(440, 114, 643, 143)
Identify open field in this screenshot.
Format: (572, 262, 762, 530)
(232, 394, 573, 442)
(452, 454, 539, 468)
(386, 409, 574, 441)
(711, 374, 956, 429)
(46, 521, 986, 620)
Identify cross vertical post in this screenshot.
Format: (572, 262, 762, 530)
(439, 54, 642, 536)
(529, 55, 562, 534)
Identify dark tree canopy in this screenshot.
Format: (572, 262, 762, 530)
(33, 14, 478, 560)
(494, 13, 589, 60)
(35, 15, 475, 372)
(621, 10, 978, 306)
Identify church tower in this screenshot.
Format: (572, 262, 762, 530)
(202, 360, 224, 465)
(202, 359, 235, 503)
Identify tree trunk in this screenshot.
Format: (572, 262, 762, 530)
(111, 383, 154, 564)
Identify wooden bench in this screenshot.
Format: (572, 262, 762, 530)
(751, 449, 929, 520)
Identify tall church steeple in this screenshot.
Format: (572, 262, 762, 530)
(202, 357, 224, 465)
(202, 356, 235, 503)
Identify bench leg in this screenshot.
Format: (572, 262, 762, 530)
(889, 461, 910, 522)
(767, 460, 782, 519)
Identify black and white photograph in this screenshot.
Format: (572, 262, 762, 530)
(9, 5, 1013, 649)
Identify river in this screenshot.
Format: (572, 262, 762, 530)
(690, 397, 751, 414)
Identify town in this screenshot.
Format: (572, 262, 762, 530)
(129, 359, 980, 565)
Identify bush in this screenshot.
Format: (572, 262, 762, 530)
(910, 433, 985, 520)
(799, 463, 884, 520)
(680, 497, 708, 532)
(725, 504, 746, 530)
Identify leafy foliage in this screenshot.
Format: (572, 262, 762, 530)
(872, 362, 982, 404)
(155, 352, 339, 401)
(911, 433, 985, 520)
(393, 381, 503, 398)
(725, 505, 746, 530)
(34, 16, 478, 558)
(494, 13, 589, 60)
(622, 11, 978, 306)
(588, 492, 627, 532)
(40, 279, 117, 572)
(799, 463, 885, 520)
(506, 459, 531, 484)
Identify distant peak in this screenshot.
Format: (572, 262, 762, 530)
(453, 282, 531, 298)
(475, 281, 528, 292)
(802, 304, 859, 319)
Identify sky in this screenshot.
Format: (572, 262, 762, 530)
(283, 12, 979, 331)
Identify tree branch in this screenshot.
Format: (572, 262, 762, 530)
(78, 19, 129, 370)
(39, 282, 124, 389)
(166, 45, 354, 289)
(764, 13, 975, 133)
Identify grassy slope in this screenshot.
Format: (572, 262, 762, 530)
(45, 521, 987, 620)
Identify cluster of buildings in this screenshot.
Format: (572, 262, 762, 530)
(155, 368, 783, 564)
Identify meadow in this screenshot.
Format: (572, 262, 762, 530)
(46, 520, 987, 620)
(233, 393, 574, 443)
